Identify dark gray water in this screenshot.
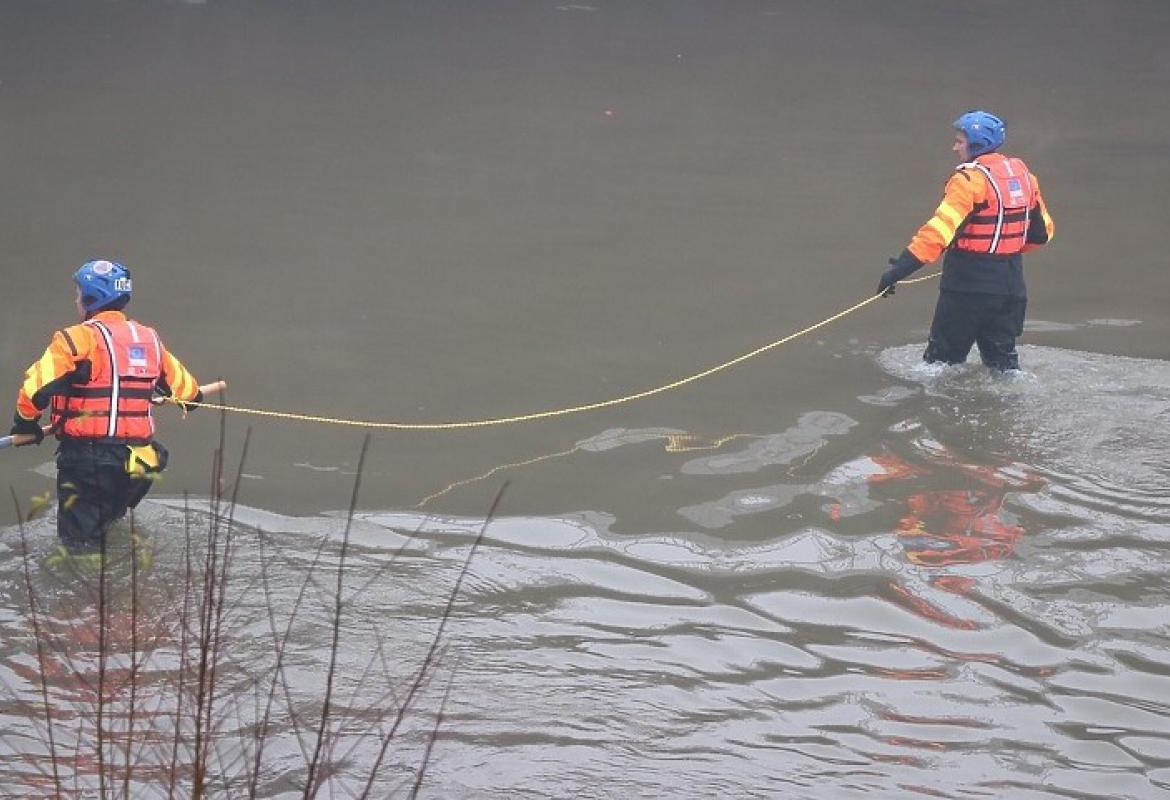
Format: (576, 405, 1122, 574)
(2, 2, 1169, 797)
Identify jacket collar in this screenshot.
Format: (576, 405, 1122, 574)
(87, 309, 128, 324)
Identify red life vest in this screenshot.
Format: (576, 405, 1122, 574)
(953, 154, 1037, 256)
(52, 318, 163, 442)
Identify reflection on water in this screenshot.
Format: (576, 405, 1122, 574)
(2, 345, 1169, 797)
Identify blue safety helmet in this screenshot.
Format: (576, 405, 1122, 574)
(953, 110, 1005, 157)
(74, 260, 132, 313)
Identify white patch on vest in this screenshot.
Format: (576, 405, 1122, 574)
(1007, 178, 1025, 205)
(128, 344, 149, 369)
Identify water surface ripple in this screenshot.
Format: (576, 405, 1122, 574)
(3, 345, 1169, 798)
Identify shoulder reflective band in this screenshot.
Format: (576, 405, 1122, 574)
(88, 320, 121, 437)
(969, 162, 1005, 253)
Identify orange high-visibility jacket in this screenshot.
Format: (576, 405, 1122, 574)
(15, 310, 199, 443)
(906, 153, 1055, 264)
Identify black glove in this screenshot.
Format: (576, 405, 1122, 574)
(176, 389, 204, 414)
(877, 249, 924, 297)
(9, 413, 44, 446)
(877, 267, 900, 297)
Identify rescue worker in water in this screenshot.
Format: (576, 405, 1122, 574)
(878, 110, 1055, 370)
(9, 261, 203, 554)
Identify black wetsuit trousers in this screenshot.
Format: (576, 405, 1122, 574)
(923, 290, 1027, 371)
(56, 440, 153, 554)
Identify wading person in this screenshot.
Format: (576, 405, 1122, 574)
(877, 110, 1055, 370)
(9, 260, 204, 554)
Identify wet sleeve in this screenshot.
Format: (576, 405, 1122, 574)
(157, 345, 200, 403)
(1022, 174, 1054, 251)
(16, 326, 90, 420)
(905, 170, 980, 264)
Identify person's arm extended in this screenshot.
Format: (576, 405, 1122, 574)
(16, 326, 90, 421)
(155, 345, 202, 408)
(906, 168, 980, 265)
(878, 170, 980, 296)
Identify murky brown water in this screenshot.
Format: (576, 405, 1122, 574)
(2, 2, 1169, 797)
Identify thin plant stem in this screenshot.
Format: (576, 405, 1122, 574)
(247, 528, 333, 796)
(11, 488, 63, 796)
(167, 491, 195, 800)
(192, 409, 230, 798)
(359, 482, 509, 800)
(409, 664, 458, 800)
(200, 428, 250, 773)
(303, 433, 371, 799)
(96, 518, 111, 799)
(123, 511, 141, 799)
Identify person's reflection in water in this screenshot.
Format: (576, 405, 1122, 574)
(837, 446, 1045, 630)
(835, 446, 1055, 756)
(4, 546, 181, 793)
(870, 451, 1044, 567)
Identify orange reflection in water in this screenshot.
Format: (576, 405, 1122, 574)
(868, 451, 1044, 569)
(4, 565, 185, 794)
(864, 449, 1045, 630)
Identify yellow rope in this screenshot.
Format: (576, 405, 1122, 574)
(414, 432, 767, 507)
(169, 272, 940, 431)
(414, 446, 580, 507)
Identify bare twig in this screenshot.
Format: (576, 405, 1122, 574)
(247, 524, 335, 796)
(96, 517, 111, 799)
(303, 433, 371, 798)
(202, 427, 250, 760)
(409, 662, 458, 800)
(358, 481, 509, 800)
(167, 491, 195, 800)
(11, 488, 63, 796)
